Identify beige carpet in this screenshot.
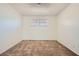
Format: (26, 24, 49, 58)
(0, 40, 77, 56)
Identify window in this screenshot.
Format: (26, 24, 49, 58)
(32, 19, 48, 27)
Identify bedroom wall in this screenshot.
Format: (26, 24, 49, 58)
(22, 16, 57, 40)
(0, 4, 22, 54)
(57, 4, 79, 55)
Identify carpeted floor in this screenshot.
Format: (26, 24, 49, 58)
(0, 40, 77, 56)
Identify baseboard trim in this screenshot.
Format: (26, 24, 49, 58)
(0, 40, 22, 55)
(57, 41, 78, 56)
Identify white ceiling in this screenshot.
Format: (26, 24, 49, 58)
(10, 3, 70, 16)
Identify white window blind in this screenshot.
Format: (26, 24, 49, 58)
(32, 19, 48, 27)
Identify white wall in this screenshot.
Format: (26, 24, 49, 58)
(22, 16, 57, 40)
(0, 4, 22, 54)
(57, 4, 79, 55)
